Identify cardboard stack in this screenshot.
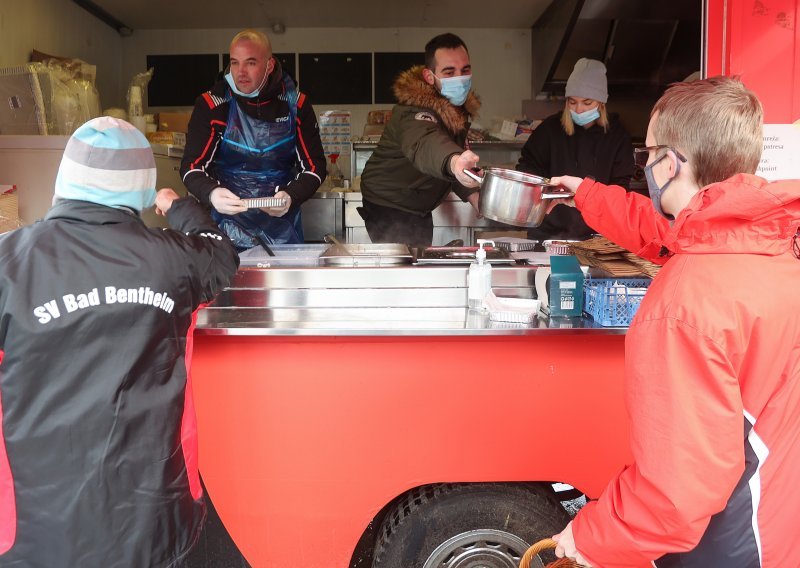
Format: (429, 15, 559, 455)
(568, 236, 661, 278)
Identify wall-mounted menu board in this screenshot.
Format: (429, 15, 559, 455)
(146, 54, 220, 106)
(374, 52, 425, 104)
(298, 53, 372, 104)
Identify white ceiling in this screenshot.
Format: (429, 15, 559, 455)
(88, 0, 553, 31)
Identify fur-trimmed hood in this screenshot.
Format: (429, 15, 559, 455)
(393, 65, 481, 135)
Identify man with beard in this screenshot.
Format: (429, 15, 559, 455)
(359, 33, 482, 247)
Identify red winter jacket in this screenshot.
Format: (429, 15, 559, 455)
(571, 175, 800, 567)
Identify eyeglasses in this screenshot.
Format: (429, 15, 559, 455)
(634, 145, 688, 168)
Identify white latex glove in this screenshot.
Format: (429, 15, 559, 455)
(544, 175, 581, 214)
(261, 189, 292, 217)
(210, 187, 247, 215)
(154, 188, 180, 216)
(450, 150, 481, 188)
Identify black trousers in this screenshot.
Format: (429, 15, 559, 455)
(359, 199, 434, 248)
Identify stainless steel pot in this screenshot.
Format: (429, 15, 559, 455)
(463, 168, 574, 228)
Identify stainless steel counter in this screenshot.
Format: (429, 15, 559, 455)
(196, 264, 624, 336)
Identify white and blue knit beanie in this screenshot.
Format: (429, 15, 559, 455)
(55, 117, 156, 211)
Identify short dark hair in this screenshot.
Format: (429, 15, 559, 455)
(424, 33, 468, 70)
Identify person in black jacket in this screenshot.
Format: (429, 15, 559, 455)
(517, 58, 634, 241)
(0, 117, 238, 568)
(181, 28, 326, 250)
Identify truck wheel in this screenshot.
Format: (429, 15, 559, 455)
(372, 483, 571, 568)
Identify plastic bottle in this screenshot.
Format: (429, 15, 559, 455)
(327, 153, 344, 188)
(467, 239, 494, 310)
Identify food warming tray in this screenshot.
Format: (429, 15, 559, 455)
(414, 246, 516, 265)
(319, 243, 413, 266)
(493, 237, 539, 252)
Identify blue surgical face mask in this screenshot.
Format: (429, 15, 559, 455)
(438, 75, 472, 106)
(225, 68, 269, 99)
(570, 107, 600, 126)
(644, 153, 680, 221)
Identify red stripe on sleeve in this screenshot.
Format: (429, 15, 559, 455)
(296, 126, 316, 173)
(190, 120, 227, 170)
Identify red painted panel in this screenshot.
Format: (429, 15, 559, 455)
(705, 0, 728, 76)
(706, 0, 800, 122)
(191, 334, 631, 567)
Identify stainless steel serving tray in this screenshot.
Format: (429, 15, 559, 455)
(319, 243, 413, 266)
(414, 246, 517, 265)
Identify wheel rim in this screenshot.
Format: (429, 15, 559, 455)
(421, 528, 544, 568)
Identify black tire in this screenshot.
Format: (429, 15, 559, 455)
(372, 483, 571, 568)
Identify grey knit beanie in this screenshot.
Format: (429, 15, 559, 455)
(565, 58, 608, 103)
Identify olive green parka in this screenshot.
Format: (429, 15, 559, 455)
(360, 66, 481, 215)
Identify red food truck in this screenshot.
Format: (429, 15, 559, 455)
(189, 1, 800, 566)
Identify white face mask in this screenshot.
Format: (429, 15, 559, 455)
(225, 66, 269, 99)
(438, 75, 472, 106)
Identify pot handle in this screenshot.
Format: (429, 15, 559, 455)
(461, 168, 484, 184)
(541, 190, 575, 200)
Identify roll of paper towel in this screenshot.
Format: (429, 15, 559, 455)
(130, 115, 147, 134)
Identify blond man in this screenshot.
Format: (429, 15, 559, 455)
(549, 76, 800, 567)
(181, 29, 326, 250)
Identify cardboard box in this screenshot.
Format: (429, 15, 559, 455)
(157, 112, 192, 133)
(549, 255, 585, 317)
(147, 131, 186, 147)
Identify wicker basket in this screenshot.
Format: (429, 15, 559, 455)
(519, 538, 581, 568)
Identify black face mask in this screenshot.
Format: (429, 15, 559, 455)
(643, 148, 687, 221)
(644, 155, 676, 220)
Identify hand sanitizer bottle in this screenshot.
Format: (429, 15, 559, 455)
(468, 239, 494, 310)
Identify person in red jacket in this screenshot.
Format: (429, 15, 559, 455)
(547, 76, 800, 566)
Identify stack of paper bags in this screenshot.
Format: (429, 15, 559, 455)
(568, 236, 661, 278)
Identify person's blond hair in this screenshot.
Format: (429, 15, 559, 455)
(230, 29, 272, 58)
(560, 103, 609, 136)
(651, 76, 762, 187)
